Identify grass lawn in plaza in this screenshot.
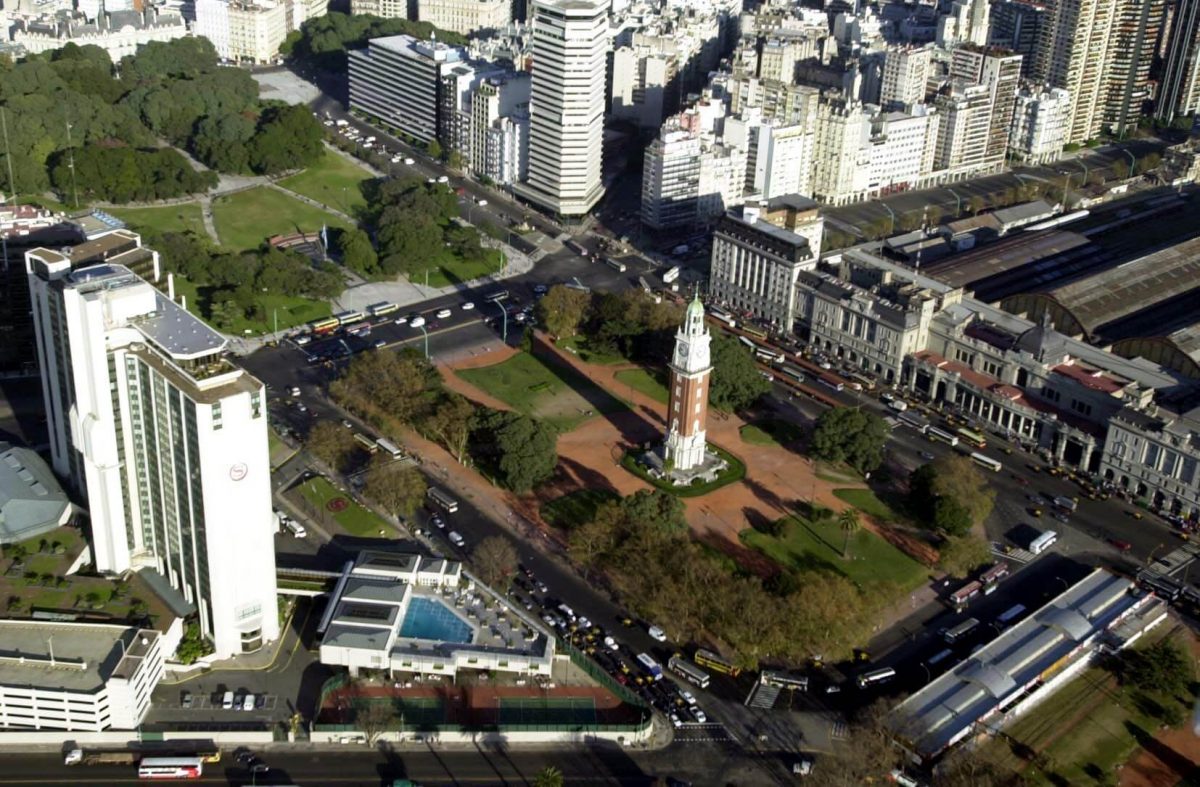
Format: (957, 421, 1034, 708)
(277, 152, 374, 218)
(739, 418, 804, 448)
(422, 248, 505, 289)
(211, 186, 353, 251)
(540, 489, 621, 529)
(614, 368, 669, 405)
(108, 204, 207, 238)
(833, 487, 902, 522)
(456, 350, 625, 432)
(741, 513, 926, 591)
(557, 335, 626, 366)
(171, 276, 331, 336)
(297, 475, 394, 537)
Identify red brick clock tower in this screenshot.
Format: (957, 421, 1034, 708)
(664, 295, 712, 471)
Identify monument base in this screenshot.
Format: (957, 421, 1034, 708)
(640, 445, 729, 486)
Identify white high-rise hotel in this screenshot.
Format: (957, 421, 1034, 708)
(26, 241, 279, 659)
(515, 0, 608, 217)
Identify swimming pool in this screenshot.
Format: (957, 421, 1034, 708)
(398, 597, 473, 643)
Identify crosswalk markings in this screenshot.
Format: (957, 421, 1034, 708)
(832, 721, 848, 740)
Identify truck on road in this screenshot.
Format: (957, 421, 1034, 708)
(65, 749, 139, 766)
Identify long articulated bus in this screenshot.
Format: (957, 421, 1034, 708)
(137, 757, 203, 780)
(309, 317, 340, 335)
(694, 648, 741, 677)
(970, 452, 1002, 473)
(927, 426, 960, 446)
(668, 655, 711, 689)
(956, 427, 987, 448)
(334, 310, 366, 326)
(761, 670, 809, 691)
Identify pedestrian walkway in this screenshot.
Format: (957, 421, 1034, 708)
(992, 543, 1035, 564)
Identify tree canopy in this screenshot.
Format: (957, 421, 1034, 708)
(810, 408, 890, 474)
(0, 37, 323, 203)
(908, 455, 995, 536)
(469, 409, 558, 493)
(284, 12, 466, 71)
(709, 334, 772, 411)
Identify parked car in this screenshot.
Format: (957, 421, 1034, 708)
(409, 315, 426, 328)
(461, 302, 475, 310)
(648, 625, 668, 642)
(181, 691, 192, 708)
(448, 531, 465, 547)
(436, 308, 452, 319)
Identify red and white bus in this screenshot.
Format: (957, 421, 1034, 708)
(137, 757, 203, 780)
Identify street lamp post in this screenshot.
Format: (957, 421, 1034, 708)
(416, 325, 429, 359)
(881, 203, 895, 235)
(490, 300, 508, 343)
(1123, 147, 1138, 178)
(947, 188, 963, 217)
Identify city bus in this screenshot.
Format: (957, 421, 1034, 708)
(137, 757, 203, 780)
(605, 257, 628, 272)
(376, 438, 403, 459)
(353, 434, 379, 454)
(662, 265, 681, 284)
(761, 670, 809, 691)
(738, 336, 757, 350)
(970, 452, 1002, 473)
(636, 652, 663, 681)
(334, 310, 366, 326)
(755, 348, 786, 364)
(956, 427, 987, 448)
(694, 648, 741, 677)
(426, 487, 459, 513)
(818, 374, 844, 393)
(847, 372, 876, 391)
(927, 427, 960, 446)
(856, 667, 896, 689)
(779, 364, 806, 383)
(485, 289, 509, 302)
(668, 655, 710, 689)
(741, 325, 768, 341)
(941, 617, 980, 644)
(708, 308, 736, 328)
(344, 322, 371, 338)
(309, 317, 340, 335)
(1029, 529, 1058, 555)
(368, 301, 399, 317)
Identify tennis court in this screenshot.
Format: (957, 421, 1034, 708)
(348, 696, 445, 726)
(497, 696, 597, 725)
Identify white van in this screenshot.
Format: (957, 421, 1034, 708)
(557, 603, 576, 622)
(285, 520, 307, 539)
(243, 694, 256, 711)
(222, 691, 234, 709)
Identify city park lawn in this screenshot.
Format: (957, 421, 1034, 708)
(107, 203, 207, 238)
(833, 487, 902, 522)
(296, 475, 394, 538)
(540, 488, 621, 529)
(277, 152, 374, 218)
(422, 247, 505, 288)
(614, 367, 670, 405)
(739, 418, 804, 448)
(170, 276, 331, 336)
(740, 513, 926, 592)
(456, 350, 625, 433)
(557, 335, 625, 366)
(211, 186, 353, 251)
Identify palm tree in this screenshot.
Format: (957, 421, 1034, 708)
(839, 508, 861, 559)
(534, 766, 564, 787)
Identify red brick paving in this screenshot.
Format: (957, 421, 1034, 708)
(440, 332, 937, 573)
